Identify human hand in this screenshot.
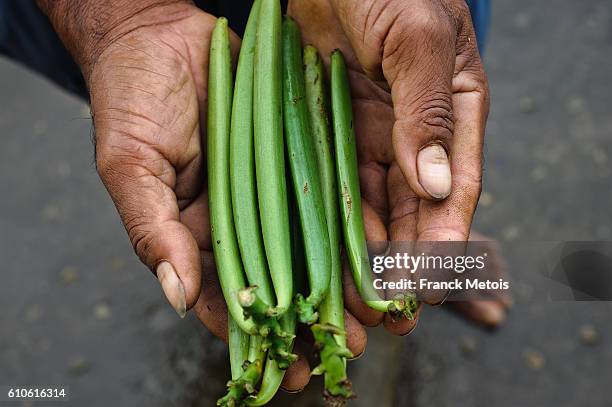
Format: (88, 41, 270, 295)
(37, 0, 313, 391)
(288, 0, 491, 335)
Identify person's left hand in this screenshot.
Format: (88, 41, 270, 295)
(288, 0, 503, 345)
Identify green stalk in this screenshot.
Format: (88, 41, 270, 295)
(207, 17, 255, 334)
(230, 0, 275, 308)
(282, 16, 331, 325)
(246, 191, 304, 406)
(330, 49, 418, 319)
(247, 336, 263, 363)
(311, 324, 354, 404)
(246, 302, 297, 406)
(219, 316, 260, 407)
(209, 7, 286, 391)
(304, 45, 345, 347)
(254, 0, 293, 313)
(217, 358, 263, 407)
(304, 45, 354, 402)
(229, 316, 250, 380)
(238, 287, 297, 369)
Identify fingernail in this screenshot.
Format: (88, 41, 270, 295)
(157, 261, 186, 318)
(281, 386, 305, 394)
(417, 144, 452, 199)
(476, 302, 505, 326)
(400, 318, 419, 337)
(348, 348, 365, 360)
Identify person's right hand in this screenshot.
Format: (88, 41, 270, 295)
(49, 1, 315, 391)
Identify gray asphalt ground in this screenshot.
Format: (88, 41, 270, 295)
(2, 1, 612, 406)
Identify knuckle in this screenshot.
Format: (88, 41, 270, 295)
(405, 5, 454, 41)
(95, 153, 114, 184)
(395, 89, 454, 143)
(95, 131, 172, 187)
(383, 6, 453, 66)
(442, 0, 471, 27)
(123, 208, 156, 264)
(95, 137, 139, 183)
(418, 91, 454, 138)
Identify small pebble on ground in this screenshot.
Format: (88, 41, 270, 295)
(524, 348, 545, 371)
(579, 324, 599, 346)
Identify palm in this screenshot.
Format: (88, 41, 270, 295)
(287, 0, 424, 333)
(89, 6, 235, 336)
(289, 0, 511, 330)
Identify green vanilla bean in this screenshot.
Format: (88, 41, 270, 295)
(221, 324, 266, 407)
(247, 335, 264, 367)
(228, 316, 251, 380)
(219, 317, 259, 407)
(247, 196, 304, 406)
(246, 299, 298, 406)
(230, 0, 275, 308)
(311, 324, 355, 403)
(330, 49, 418, 319)
(224, 3, 284, 405)
(254, 0, 293, 313)
(207, 17, 255, 334)
(304, 45, 353, 402)
(217, 359, 263, 407)
(282, 16, 331, 325)
(238, 287, 298, 369)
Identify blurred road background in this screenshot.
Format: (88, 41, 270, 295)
(1, 1, 612, 406)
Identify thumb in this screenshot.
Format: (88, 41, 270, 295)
(384, 9, 457, 201)
(96, 137, 202, 318)
(331, 1, 457, 201)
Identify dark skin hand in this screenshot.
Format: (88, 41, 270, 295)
(288, 0, 509, 335)
(38, 0, 314, 390)
(37, 0, 509, 393)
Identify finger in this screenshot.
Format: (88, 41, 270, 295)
(387, 163, 418, 242)
(382, 4, 459, 201)
(385, 164, 431, 333)
(96, 143, 202, 315)
(446, 235, 510, 327)
(342, 201, 386, 327)
(343, 260, 384, 327)
(345, 310, 367, 358)
(192, 251, 228, 340)
(353, 99, 394, 164)
(383, 302, 422, 336)
(179, 189, 212, 250)
(89, 40, 207, 314)
(97, 156, 201, 310)
(385, 160, 418, 308)
(416, 46, 487, 244)
(359, 162, 389, 230)
(287, 0, 355, 67)
(415, 0, 488, 238)
(281, 342, 312, 392)
(468, 231, 513, 308)
(354, 97, 393, 221)
(411, 75, 486, 301)
(450, 301, 506, 328)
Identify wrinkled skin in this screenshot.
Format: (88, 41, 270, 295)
(69, 0, 509, 393)
(85, 2, 311, 390)
(287, 0, 506, 334)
